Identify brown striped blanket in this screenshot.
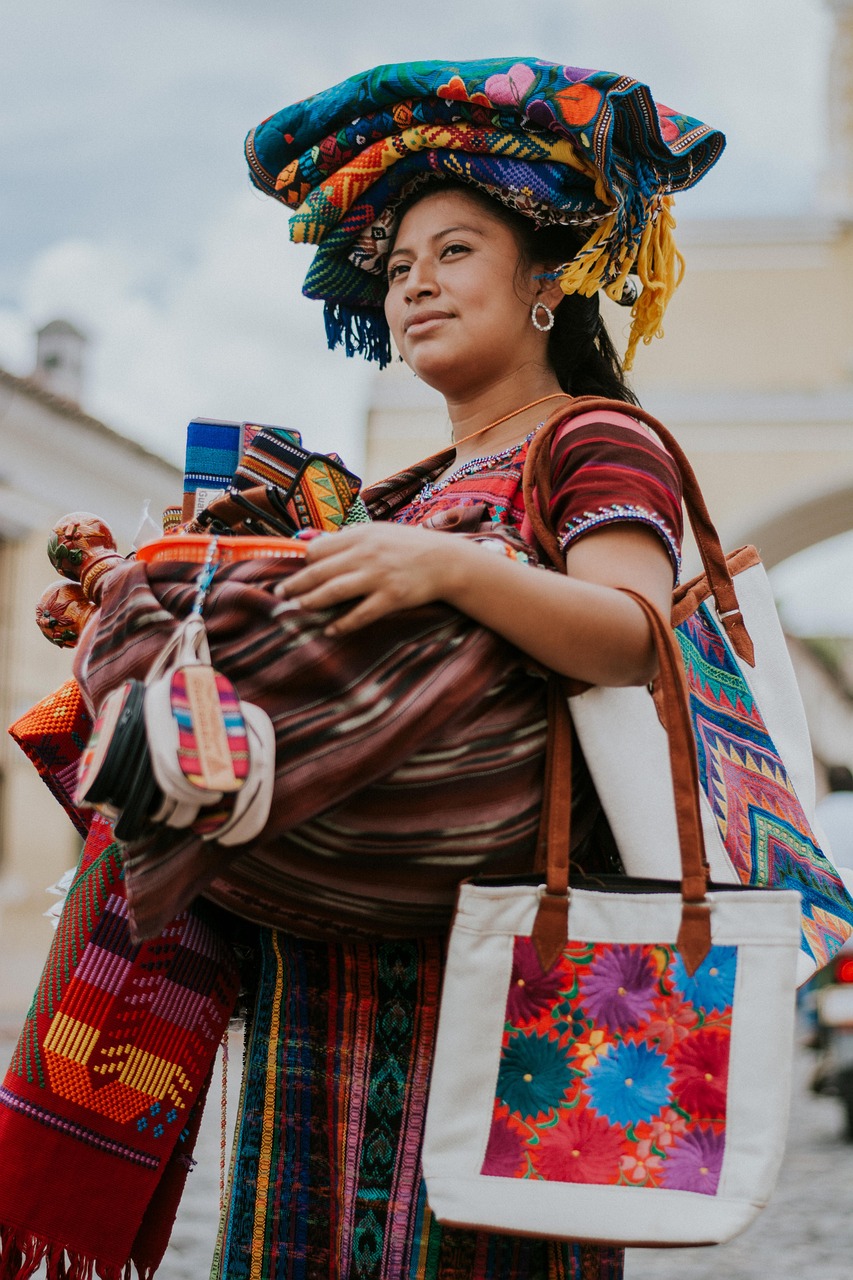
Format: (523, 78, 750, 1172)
(74, 535, 549, 943)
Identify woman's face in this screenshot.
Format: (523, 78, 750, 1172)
(383, 188, 549, 396)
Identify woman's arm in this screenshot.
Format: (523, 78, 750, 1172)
(280, 521, 673, 687)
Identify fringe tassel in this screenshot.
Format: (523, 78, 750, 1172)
(0, 1224, 140, 1280)
(556, 211, 620, 298)
(621, 194, 684, 371)
(323, 301, 392, 367)
(556, 192, 685, 371)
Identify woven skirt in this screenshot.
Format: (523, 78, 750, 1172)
(211, 930, 624, 1280)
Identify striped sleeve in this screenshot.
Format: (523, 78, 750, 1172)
(548, 409, 684, 579)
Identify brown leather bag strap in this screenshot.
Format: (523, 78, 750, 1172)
(531, 591, 712, 975)
(532, 677, 572, 889)
(619, 591, 709, 899)
(530, 677, 575, 971)
(522, 396, 755, 664)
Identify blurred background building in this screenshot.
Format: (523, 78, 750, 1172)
(0, 334, 179, 1019)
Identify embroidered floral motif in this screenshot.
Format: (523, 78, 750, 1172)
(660, 1125, 725, 1193)
(579, 945, 658, 1031)
(534, 1108, 624, 1184)
(507, 937, 567, 1022)
(584, 1040, 673, 1127)
(671, 944, 736, 1013)
(670, 1029, 729, 1119)
(481, 940, 736, 1195)
(496, 1031, 575, 1119)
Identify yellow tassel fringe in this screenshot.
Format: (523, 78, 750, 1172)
(558, 194, 684, 371)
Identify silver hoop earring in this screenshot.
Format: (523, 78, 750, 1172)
(531, 301, 555, 332)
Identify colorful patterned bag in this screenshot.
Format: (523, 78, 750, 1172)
(197, 424, 366, 536)
(521, 397, 853, 986)
(422, 594, 802, 1246)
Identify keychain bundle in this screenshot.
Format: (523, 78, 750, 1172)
(75, 544, 275, 845)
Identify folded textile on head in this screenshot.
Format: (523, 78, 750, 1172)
(245, 57, 725, 367)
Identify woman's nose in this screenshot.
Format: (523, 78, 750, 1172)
(404, 258, 437, 301)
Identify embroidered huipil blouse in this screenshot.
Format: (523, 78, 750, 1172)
(390, 408, 683, 578)
(386, 406, 684, 879)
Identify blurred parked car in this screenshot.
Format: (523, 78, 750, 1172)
(809, 938, 853, 1140)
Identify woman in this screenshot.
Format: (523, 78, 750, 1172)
(281, 182, 675, 682)
(213, 58, 723, 1280)
(0, 58, 724, 1280)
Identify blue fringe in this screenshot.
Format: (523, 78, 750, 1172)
(323, 303, 392, 368)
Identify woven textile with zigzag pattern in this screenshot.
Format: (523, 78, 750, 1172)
(677, 602, 853, 970)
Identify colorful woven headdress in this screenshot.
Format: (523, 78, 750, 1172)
(246, 58, 724, 369)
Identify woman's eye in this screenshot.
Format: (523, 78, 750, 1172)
(441, 242, 469, 258)
(387, 262, 410, 282)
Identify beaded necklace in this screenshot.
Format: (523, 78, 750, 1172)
(415, 426, 541, 504)
(414, 392, 570, 505)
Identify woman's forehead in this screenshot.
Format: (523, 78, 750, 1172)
(395, 188, 511, 241)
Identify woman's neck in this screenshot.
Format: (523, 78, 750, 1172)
(444, 374, 568, 463)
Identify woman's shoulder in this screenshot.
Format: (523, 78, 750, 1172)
(541, 401, 684, 578)
(550, 405, 675, 462)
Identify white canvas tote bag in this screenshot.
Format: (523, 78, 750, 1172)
(423, 594, 802, 1247)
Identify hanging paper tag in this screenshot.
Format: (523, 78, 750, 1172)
(171, 666, 247, 793)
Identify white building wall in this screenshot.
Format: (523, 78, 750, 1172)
(0, 367, 180, 1020)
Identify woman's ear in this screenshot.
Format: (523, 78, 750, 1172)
(530, 265, 567, 315)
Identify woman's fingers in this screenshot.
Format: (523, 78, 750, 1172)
(283, 548, 360, 598)
(288, 570, 371, 612)
(276, 523, 446, 626)
(324, 595, 391, 637)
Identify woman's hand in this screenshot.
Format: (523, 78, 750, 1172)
(278, 519, 674, 686)
(279, 523, 457, 636)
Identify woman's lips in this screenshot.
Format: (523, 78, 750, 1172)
(404, 312, 452, 336)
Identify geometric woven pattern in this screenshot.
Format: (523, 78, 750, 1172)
(676, 602, 853, 970)
(8, 679, 92, 838)
(232, 428, 361, 532)
(0, 817, 240, 1278)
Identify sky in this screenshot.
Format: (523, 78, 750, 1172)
(1, 0, 850, 631)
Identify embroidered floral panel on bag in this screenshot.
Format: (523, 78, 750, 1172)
(481, 940, 735, 1195)
(677, 601, 853, 970)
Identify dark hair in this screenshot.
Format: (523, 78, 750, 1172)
(389, 179, 639, 406)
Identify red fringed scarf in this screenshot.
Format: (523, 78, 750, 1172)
(0, 682, 240, 1280)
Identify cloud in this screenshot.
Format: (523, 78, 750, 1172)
(0, 191, 375, 471)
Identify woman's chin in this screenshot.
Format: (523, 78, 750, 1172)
(405, 350, 476, 396)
